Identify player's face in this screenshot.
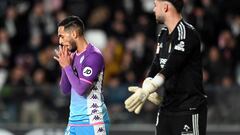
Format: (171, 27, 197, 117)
(58, 26, 77, 52)
(153, 0, 165, 24)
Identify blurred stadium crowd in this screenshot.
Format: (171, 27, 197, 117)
(0, 0, 240, 126)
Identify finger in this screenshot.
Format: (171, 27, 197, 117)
(125, 94, 137, 106)
(128, 86, 139, 93)
(62, 45, 67, 56)
(127, 101, 142, 112)
(125, 98, 141, 111)
(53, 56, 59, 61)
(148, 92, 162, 105)
(59, 45, 63, 56)
(134, 103, 143, 114)
(125, 95, 140, 109)
(54, 49, 60, 56)
(129, 98, 141, 109)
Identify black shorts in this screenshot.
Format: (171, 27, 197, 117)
(155, 105, 207, 135)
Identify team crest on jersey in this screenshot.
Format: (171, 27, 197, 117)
(80, 55, 84, 63)
(83, 67, 92, 77)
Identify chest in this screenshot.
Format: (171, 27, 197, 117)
(157, 35, 176, 68)
(72, 54, 85, 77)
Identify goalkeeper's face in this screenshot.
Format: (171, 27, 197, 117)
(153, 0, 166, 24)
(58, 26, 77, 52)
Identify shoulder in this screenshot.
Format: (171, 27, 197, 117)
(158, 26, 168, 37)
(157, 26, 168, 43)
(84, 44, 104, 64)
(175, 20, 200, 42)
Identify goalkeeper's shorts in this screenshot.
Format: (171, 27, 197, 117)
(155, 104, 207, 135)
(64, 122, 110, 135)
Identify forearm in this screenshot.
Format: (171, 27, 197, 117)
(64, 66, 91, 95)
(59, 69, 71, 95)
(148, 55, 161, 78)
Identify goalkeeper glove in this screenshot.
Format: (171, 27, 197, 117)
(125, 74, 164, 113)
(128, 86, 162, 106)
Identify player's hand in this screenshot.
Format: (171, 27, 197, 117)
(124, 76, 164, 114)
(128, 86, 162, 106)
(54, 45, 72, 68)
(124, 86, 150, 113)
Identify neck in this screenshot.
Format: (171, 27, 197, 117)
(165, 13, 182, 34)
(76, 37, 88, 53)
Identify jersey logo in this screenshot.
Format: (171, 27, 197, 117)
(181, 124, 193, 135)
(80, 55, 84, 63)
(184, 125, 190, 132)
(174, 41, 185, 52)
(160, 58, 167, 68)
(83, 67, 92, 77)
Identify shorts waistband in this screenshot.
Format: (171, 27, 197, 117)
(68, 122, 108, 127)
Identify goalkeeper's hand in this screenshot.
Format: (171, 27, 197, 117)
(124, 87, 149, 113)
(128, 86, 162, 106)
(124, 75, 164, 114)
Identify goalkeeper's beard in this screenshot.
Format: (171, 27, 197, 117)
(156, 15, 165, 24)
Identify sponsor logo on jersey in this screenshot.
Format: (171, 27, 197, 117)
(91, 94, 98, 99)
(174, 41, 185, 52)
(97, 127, 104, 133)
(91, 109, 99, 114)
(83, 67, 92, 77)
(160, 58, 167, 68)
(90, 103, 99, 108)
(93, 115, 101, 121)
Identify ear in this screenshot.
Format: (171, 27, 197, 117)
(163, 3, 169, 12)
(71, 30, 78, 39)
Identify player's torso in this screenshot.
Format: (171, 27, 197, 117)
(69, 45, 109, 124)
(158, 22, 206, 112)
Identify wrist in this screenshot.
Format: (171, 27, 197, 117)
(151, 73, 164, 88)
(63, 65, 71, 70)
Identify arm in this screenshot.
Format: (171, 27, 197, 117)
(148, 53, 161, 77)
(59, 69, 71, 95)
(64, 53, 104, 96)
(160, 32, 199, 79)
(125, 31, 200, 112)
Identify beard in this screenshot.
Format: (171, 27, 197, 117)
(156, 15, 165, 24)
(69, 39, 77, 52)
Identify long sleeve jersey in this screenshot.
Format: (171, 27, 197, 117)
(59, 44, 109, 126)
(148, 19, 207, 112)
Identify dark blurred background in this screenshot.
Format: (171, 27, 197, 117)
(0, 0, 240, 134)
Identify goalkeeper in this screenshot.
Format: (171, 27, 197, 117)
(125, 0, 207, 135)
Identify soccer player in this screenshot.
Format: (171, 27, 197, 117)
(125, 0, 207, 135)
(54, 16, 110, 135)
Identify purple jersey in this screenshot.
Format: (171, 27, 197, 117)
(59, 44, 109, 132)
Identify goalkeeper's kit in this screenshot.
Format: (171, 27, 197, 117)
(125, 20, 208, 135)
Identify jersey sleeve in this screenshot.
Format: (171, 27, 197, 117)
(160, 30, 200, 79)
(64, 53, 104, 96)
(79, 53, 104, 84)
(148, 53, 161, 77)
(148, 31, 164, 77)
(59, 69, 71, 95)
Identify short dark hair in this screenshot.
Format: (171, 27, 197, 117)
(58, 16, 85, 36)
(164, 0, 184, 13)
